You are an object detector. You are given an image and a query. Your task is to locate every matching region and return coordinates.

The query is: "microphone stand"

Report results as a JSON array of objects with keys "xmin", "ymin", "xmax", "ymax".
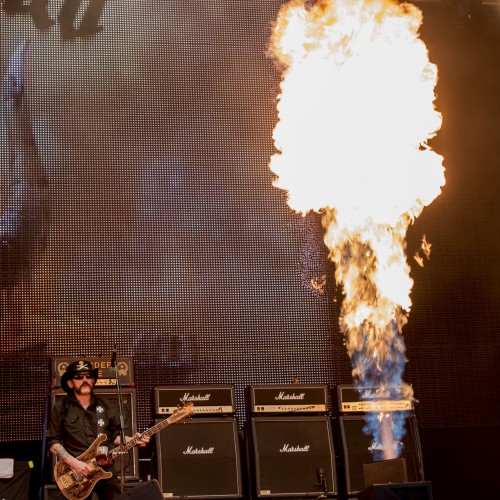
[
  {"xmin": 316, "ymin": 468, "xmax": 328, "ymax": 499},
  {"xmin": 111, "ymin": 347, "xmax": 127, "ymax": 494}
]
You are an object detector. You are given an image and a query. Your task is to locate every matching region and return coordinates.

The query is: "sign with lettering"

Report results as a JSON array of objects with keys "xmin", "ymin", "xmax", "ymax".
[{"xmin": 51, "ymin": 356, "xmax": 134, "ymax": 388}]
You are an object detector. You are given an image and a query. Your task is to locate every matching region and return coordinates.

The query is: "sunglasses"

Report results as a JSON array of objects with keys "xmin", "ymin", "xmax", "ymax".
[{"xmin": 72, "ymin": 373, "xmax": 93, "ymax": 380}]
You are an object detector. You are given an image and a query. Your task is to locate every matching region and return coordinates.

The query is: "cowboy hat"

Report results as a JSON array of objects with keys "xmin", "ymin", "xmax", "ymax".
[{"xmin": 61, "ymin": 360, "xmax": 99, "ymax": 393}]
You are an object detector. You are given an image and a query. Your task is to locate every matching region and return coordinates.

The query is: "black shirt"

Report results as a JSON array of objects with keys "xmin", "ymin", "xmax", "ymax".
[{"xmin": 47, "ymin": 394, "xmax": 121, "ymax": 458}]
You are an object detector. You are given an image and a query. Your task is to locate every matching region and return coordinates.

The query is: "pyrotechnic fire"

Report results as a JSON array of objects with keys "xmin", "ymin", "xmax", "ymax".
[{"xmin": 269, "ymin": 0, "xmax": 445, "ymax": 459}]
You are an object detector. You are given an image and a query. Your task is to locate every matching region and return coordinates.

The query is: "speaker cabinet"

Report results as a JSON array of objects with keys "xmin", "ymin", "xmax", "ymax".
[
  {"xmin": 155, "ymin": 417, "xmax": 243, "ymax": 499},
  {"xmin": 339, "ymin": 415, "xmax": 424, "ymax": 495},
  {"xmin": 249, "ymin": 416, "xmax": 337, "ymax": 498},
  {"xmin": 50, "ymin": 388, "xmax": 139, "ymax": 480}
]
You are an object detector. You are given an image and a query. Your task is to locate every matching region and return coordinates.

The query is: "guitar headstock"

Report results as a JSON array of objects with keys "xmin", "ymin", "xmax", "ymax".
[{"xmin": 168, "ymin": 402, "xmax": 194, "ymax": 424}]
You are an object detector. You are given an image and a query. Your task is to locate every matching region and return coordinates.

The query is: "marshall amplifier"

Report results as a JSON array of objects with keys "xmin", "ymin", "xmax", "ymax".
[
  {"xmin": 51, "ymin": 356, "xmax": 134, "ymax": 388},
  {"xmin": 339, "ymin": 414, "xmax": 424, "ymax": 495},
  {"xmin": 248, "ymin": 416, "xmax": 337, "ymax": 497},
  {"xmin": 248, "ymin": 385, "xmax": 329, "ymax": 415},
  {"xmin": 154, "ymin": 385, "xmax": 235, "ymax": 416},
  {"xmin": 335, "ymin": 385, "xmax": 414, "ymax": 414},
  {"xmin": 155, "ymin": 417, "xmax": 243, "ymax": 498}
]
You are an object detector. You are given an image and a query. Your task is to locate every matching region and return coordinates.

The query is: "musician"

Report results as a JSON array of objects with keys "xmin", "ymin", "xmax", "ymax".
[{"xmin": 47, "ymin": 360, "xmax": 149, "ymax": 499}]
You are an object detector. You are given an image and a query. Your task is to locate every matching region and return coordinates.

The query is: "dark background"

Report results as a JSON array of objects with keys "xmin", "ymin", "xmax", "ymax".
[{"xmin": 0, "ymin": 1, "xmax": 499, "ymax": 499}]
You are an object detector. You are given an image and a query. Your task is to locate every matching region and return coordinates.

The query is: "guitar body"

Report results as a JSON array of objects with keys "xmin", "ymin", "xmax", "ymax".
[
  {"xmin": 54, "ymin": 434, "xmax": 112, "ymax": 500},
  {"xmin": 53, "ymin": 402, "xmax": 194, "ymax": 500}
]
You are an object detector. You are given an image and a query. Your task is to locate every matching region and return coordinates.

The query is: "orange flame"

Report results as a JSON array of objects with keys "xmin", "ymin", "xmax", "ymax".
[{"xmin": 269, "ymin": 0, "xmax": 445, "ymax": 459}]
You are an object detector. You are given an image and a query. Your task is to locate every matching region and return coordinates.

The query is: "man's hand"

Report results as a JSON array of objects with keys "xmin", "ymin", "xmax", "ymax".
[
  {"xmin": 115, "ymin": 433, "xmax": 150, "ymax": 447},
  {"xmin": 68, "ymin": 457, "xmax": 95, "ymax": 478},
  {"xmin": 51, "ymin": 443, "xmax": 94, "ymax": 477},
  {"xmin": 129, "ymin": 432, "xmax": 150, "ymax": 447}
]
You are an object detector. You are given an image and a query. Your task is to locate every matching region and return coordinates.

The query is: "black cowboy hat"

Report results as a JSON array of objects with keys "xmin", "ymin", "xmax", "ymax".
[{"xmin": 61, "ymin": 360, "xmax": 99, "ymax": 393}]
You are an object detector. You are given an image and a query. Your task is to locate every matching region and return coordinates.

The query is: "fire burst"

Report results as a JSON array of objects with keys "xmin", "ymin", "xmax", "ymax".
[{"xmin": 269, "ymin": 0, "xmax": 445, "ymax": 459}]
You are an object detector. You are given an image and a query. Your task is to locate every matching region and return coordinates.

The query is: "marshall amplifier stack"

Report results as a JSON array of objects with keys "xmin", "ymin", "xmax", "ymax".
[
  {"xmin": 48, "ymin": 356, "xmax": 139, "ymax": 481},
  {"xmin": 246, "ymin": 384, "xmax": 338, "ymax": 498},
  {"xmin": 154, "ymin": 385, "xmax": 243, "ymax": 499},
  {"xmin": 335, "ymin": 384, "xmax": 425, "ymax": 497}
]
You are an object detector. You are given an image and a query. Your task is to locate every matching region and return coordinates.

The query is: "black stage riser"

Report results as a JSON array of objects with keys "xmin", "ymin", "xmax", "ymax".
[
  {"xmin": 43, "ymin": 481, "xmax": 145, "ymax": 500},
  {"xmin": 358, "ymin": 481, "xmax": 433, "ymax": 500}
]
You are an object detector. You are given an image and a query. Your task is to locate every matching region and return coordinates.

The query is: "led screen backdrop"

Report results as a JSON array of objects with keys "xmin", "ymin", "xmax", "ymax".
[{"xmin": 1, "ymin": 1, "xmax": 499, "ymax": 441}]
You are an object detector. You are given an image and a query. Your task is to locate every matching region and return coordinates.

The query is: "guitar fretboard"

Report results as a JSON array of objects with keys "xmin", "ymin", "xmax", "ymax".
[{"xmin": 111, "ymin": 402, "xmax": 193, "ymax": 456}]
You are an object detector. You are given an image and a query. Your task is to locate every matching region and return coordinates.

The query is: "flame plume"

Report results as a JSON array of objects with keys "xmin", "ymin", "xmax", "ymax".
[{"xmin": 269, "ymin": 0, "xmax": 445, "ymax": 459}]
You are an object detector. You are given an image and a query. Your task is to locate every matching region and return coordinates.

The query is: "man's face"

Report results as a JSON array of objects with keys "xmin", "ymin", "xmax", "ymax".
[{"xmin": 67, "ymin": 372, "xmax": 95, "ymax": 396}]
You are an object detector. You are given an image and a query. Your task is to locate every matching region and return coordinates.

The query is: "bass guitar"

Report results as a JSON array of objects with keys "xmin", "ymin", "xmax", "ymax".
[{"xmin": 54, "ymin": 402, "xmax": 194, "ymax": 500}]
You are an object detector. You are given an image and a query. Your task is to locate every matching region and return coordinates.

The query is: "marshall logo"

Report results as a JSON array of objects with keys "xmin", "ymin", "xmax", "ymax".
[
  {"xmin": 368, "ymin": 441, "xmax": 382, "ymax": 452},
  {"xmin": 180, "ymin": 392, "xmax": 211, "ymax": 402},
  {"xmin": 183, "ymin": 446, "xmax": 215, "ymax": 455},
  {"xmin": 275, "ymin": 392, "xmax": 306, "ymax": 401},
  {"xmin": 279, "ymin": 444, "xmax": 310, "ymax": 453},
  {"xmin": 368, "ymin": 441, "xmax": 402, "ymax": 452}
]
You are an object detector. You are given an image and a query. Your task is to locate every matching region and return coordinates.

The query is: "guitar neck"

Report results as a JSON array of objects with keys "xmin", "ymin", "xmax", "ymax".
[{"xmin": 111, "ymin": 403, "xmax": 193, "ymax": 456}]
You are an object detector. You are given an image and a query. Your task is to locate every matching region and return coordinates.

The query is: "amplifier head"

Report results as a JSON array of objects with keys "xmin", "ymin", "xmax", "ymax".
[
  {"xmin": 248, "ymin": 384, "xmax": 329, "ymax": 415},
  {"xmin": 154, "ymin": 385, "xmax": 235, "ymax": 416},
  {"xmin": 335, "ymin": 385, "xmax": 414, "ymax": 414}
]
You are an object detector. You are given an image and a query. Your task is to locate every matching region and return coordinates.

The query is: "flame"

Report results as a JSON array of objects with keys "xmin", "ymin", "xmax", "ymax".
[
  {"xmin": 269, "ymin": 0, "xmax": 445, "ymax": 459},
  {"xmin": 414, "ymin": 234, "xmax": 432, "ymax": 267}
]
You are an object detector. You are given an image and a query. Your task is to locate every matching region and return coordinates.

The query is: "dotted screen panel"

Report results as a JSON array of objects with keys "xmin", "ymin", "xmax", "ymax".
[{"xmin": 1, "ymin": 1, "xmax": 499, "ymax": 441}]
